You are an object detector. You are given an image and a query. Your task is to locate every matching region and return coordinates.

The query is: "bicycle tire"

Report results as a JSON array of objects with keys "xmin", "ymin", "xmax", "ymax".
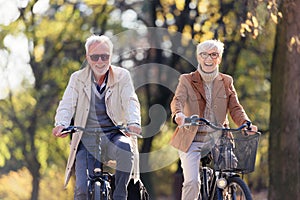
[
  {"xmin": 219, "ymin": 176, "xmax": 252, "ymax": 200},
  {"xmin": 93, "ymin": 181, "xmax": 101, "ymax": 200},
  {"xmin": 90, "ymin": 181, "xmax": 112, "ymax": 200}
]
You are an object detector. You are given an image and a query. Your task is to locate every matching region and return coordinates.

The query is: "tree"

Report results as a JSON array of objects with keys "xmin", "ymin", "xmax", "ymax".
[{"xmin": 269, "ymin": 0, "xmax": 300, "ymax": 199}]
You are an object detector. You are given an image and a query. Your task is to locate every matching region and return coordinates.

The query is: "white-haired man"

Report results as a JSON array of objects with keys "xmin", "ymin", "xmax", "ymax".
[{"xmin": 52, "ymin": 34, "xmax": 141, "ymax": 200}]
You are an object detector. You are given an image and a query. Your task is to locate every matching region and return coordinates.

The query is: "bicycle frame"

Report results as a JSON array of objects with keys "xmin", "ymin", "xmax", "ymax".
[
  {"xmin": 62, "ymin": 126, "xmax": 117, "ymax": 200},
  {"xmin": 86, "ymin": 133, "xmax": 113, "ymax": 200}
]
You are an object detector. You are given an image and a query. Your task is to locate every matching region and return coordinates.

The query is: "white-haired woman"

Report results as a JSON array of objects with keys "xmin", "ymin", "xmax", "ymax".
[{"xmin": 170, "ymin": 40, "xmax": 257, "ymax": 200}]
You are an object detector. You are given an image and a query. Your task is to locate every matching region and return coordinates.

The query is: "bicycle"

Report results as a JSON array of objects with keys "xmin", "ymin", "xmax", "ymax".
[
  {"xmin": 61, "ymin": 125, "xmax": 142, "ymax": 200},
  {"xmin": 182, "ymin": 115, "xmax": 261, "ymax": 200}
]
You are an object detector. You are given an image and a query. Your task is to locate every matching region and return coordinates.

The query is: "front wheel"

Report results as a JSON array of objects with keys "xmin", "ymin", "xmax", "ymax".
[
  {"xmin": 219, "ymin": 176, "xmax": 252, "ymax": 200},
  {"xmin": 92, "ymin": 181, "xmax": 101, "ymax": 200}
]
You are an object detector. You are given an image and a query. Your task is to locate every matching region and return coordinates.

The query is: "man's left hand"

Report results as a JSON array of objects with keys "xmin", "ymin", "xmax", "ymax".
[{"xmin": 127, "ymin": 124, "xmax": 142, "ymax": 136}]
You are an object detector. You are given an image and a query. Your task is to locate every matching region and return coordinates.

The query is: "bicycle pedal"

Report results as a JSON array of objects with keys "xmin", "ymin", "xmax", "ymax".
[{"xmin": 94, "ymin": 168, "xmax": 102, "ymax": 173}]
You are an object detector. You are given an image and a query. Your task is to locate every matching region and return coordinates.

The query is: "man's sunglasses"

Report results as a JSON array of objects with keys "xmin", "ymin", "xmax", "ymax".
[{"xmin": 89, "ymin": 54, "xmax": 110, "ymax": 62}]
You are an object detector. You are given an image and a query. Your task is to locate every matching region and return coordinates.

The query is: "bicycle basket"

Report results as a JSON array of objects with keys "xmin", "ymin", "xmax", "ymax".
[{"xmin": 212, "ymin": 130, "xmax": 260, "ymax": 173}]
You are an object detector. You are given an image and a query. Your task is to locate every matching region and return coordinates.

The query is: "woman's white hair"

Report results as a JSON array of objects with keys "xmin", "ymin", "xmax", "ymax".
[
  {"xmin": 85, "ymin": 34, "xmax": 113, "ymax": 55},
  {"xmin": 196, "ymin": 40, "xmax": 224, "ymax": 56}
]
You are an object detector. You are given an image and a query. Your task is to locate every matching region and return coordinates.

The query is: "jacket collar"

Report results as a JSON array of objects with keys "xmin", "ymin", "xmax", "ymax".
[
  {"xmin": 191, "ymin": 71, "xmax": 205, "ymax": 99},
  {"xmin": 107, "ymin": 65, "xmax": 117, "ymax": 87},
  {"xmin": 191, "ymin": 71, "xmax": 224, "ymax": 99},
  {"xmin": 77, "ymin": 64, "xmax": 119, "ymax": 86}
]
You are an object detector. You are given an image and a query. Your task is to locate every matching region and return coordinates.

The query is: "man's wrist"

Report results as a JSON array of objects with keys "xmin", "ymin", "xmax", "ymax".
[
  {"xmin": 54, "ymin": 122, "xmax": 66, "ymax": 127},
  {"xmin": 127, "ymin": 122, "xmax": 141, "ymax": 127}
]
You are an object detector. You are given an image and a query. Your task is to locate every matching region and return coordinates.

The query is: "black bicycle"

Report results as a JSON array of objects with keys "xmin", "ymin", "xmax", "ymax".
[
  {"xmin": 61, "ymin": 125, "xmax": 142, "ymax": 200},
  {"xmin": 182, "ymin": 115, "xmax": 261, "ymax": 200}
]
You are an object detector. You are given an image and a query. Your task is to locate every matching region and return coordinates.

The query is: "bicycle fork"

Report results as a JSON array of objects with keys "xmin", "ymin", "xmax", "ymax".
[
  {"xmin": 201, "ymin": 168, "xmax": 233, "ymax": 200},
  {"xmin": 200, "ymin": 167, "xmax": 216, "ymax": 200}
]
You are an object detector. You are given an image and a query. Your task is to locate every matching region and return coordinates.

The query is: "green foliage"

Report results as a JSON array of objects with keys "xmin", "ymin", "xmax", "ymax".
[
  {"xmin": 0, "ymin": 134, "xmax": 11, "ymax": 167},
  {"xmin": 150, "ymin": 122, "xmax": 179, "ymax": 197}
]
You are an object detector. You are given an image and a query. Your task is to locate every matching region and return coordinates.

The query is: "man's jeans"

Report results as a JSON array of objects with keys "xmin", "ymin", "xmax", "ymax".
[{"xmin": 74, "ymin": 133, "xmax": 134, "ymax": 200}]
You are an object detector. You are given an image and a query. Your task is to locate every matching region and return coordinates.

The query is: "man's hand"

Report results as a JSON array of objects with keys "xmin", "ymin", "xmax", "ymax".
[
  {"xmin": 127, "ymin": 124, "xmax": 142, "ymax": 136},
  {"xmin": 52, "ymin": 125, "xmax": 68, "ymax": 138},
  {"xmin": 175, "ymin": 112, "xmax": 186, "ymax": 126}
]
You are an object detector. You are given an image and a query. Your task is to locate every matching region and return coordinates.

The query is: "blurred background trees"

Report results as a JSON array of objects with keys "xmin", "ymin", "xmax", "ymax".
[
  {"xmin": 1, "ymin": 0, "xmax": 299, "ymax": 199},
  {"xmin": 269, "ymin": 0, "xmax": 300, "ymax": 199}
]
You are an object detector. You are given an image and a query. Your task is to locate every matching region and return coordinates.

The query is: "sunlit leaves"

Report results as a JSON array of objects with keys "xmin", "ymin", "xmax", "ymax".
[
  {"xmin": 0, "ymin": 134, "xmax": 11, "ymax": 167},
  {"xmin": 155, "ymin": 11, "xmax": 165, "ymax": 27},
  {"xmin": 158, "ymin": 0, "xmax": 224, "ymax": 44},
  {"xmin": 83, "ymin": 0, "xmax": 108, "ymax": 6},
  {"xmin": 239, "ymin": 0, "xmax": 283, "ymax": 39},
  {"xmin": 165, "ymin": 13, "xmax": 175, "ymax": 25},
  {"xmin": 35, "ymin": 4, "xmax": 78, "ymax": 40},
  {"xmin": 167, "ymin": 24, "xmax": 178, "ymax": 32},
  {"xmin": 182, "ymin": 25, "xmax": 192, "ymax": 46},
  {"xmin": 240, "ymin": 12, "xmax": 260, "ymax": 39},
  {"xmin": 198, "ymin": 0, "xmax": 209, "ymax": 13},
  {"xmin": 267, "ymin": 0, "xmax": 282, "ymax": 24},
  {"xmin": 34, "ymin": 45, "xmax": 45, "ymax": 62},
  {"xmin": 288, "ymin": 35, "xmax": 300, "ymax": 53},
  {"xmin": 175, "ymin": 0, "xmax": 185, "ymax": 11}
]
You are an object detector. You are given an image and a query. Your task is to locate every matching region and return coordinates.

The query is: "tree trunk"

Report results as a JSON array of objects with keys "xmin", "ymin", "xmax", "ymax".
[
  {"xmin": 27, "ymin": 142, "xmax": 41, "ymax": 200},
  {"xmin": 269, "ymin": 0, "xmax": 300, "ymax": 199},
  {"xmin": 30, "ymin": 172, "xmax": 40, "ymax": 200}
]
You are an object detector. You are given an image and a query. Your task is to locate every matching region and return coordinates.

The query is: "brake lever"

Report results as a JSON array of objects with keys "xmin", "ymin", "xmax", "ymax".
[{"xmin": 60, "ymin": 126, "xmax": 76, "ymax": 136}]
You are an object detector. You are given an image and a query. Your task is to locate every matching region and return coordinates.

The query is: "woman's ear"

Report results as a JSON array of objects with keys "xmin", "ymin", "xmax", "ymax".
[{"xmin": 217, "ymin": 56, "xmax": 222, "ymax": 64}]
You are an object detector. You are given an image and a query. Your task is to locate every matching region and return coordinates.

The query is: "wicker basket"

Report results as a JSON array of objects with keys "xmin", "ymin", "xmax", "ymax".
[{"xmin": 212, "ymin": 130, "xmax": 260, "ymax": 174}]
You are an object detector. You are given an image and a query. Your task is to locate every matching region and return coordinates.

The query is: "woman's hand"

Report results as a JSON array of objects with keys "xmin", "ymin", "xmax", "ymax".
[
  {"xmin": 250, "ymin": 124, "xmax": 258, "ymax": 132},
  {"xmin": 175, "ymin": 112, "xmax": 186, "ymax": 126},
  {"xmin": 246, "ymin": 124, "xmax": 258, "ymax": 135}
]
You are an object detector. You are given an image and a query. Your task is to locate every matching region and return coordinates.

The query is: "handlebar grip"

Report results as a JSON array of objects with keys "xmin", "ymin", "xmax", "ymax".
[
  {"xmin": 123, "ymin": 127, "xmax": 143, "ymax": 138},
  {"xmin": 184, "ymin": 114, "xmax": 199, "ymax": 124},
  {"xmin": 184, "ymin": 118, "xmax": 192, "ymax": 123},
  {"xmin": 246, "ymin": 121, "xmax": 252, "ymax": 130},
  {"xmin": 61, "ymin": 126, "xmax": 76, "ymax": 135}
]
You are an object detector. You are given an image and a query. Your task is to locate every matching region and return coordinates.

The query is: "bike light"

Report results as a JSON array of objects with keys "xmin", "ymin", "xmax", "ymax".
[{"xmin": 216, "ymin": 178, "xmax": 227, "ymax": 189}]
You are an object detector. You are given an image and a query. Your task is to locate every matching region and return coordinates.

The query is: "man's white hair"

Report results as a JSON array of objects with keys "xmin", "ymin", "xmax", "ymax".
[{"xmin": 85, "ymin": 34, "xmax": 113, "ymax": 55}]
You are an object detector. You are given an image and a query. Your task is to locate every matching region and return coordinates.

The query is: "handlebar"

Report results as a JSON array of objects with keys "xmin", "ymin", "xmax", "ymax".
[
  {"xmin": 60, "ymin": 125, "xmax": 143, "ymax": 138},
  {"xmin": 182, "ymin": 115, "xmax": 256, "ymax": 134}
]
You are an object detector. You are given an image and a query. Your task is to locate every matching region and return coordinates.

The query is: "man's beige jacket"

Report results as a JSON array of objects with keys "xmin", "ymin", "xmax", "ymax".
[{"xmin": 54, "ymin": 65, "xmax": 141, "ymax": 187}]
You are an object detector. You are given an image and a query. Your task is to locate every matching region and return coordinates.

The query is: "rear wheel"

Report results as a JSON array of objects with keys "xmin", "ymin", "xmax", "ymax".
[{"xmin": 220, "ymin": 176, "xmax": 252, "ymax": 200}]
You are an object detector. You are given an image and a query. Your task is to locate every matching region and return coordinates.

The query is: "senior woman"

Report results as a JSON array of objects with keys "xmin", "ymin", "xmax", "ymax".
[{"xmin": 170, "ymin": 39, "xmax": 257, "ymax": 200}]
